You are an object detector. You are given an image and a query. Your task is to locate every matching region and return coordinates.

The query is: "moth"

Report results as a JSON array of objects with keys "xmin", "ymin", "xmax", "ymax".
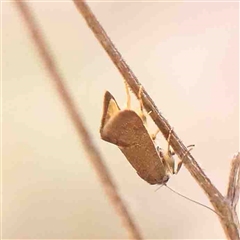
[
  {"xmin": 100, "ymin": 88, "xmax": 182, "ymax": 185},
  {"xmin": 99, "ymin": 88, "xmax": 220, "ymax": 217}
]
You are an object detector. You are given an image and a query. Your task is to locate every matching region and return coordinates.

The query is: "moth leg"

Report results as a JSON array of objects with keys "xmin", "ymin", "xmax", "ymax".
[
  {"xmin": 161, "ymin": 128, "xmax": 175, "ymax": 174},
  {"xmin": 167, "ymin": 128, "xmax": 194, "ymax": 159},
  {"xmin": 167, "ymin": 128, "xmax": 175, "ymax": 156},
  {"xmin": 147, "ymin": 110, "xmax": 152, "ymax": 115},
  {"xmin": 138, "ymin": 85, "xmax": 147, "ymax": 125},
  {"xmin": 153, "ymin": 128, "xmax": 175, "ymax": 174},
  {"xmin": 175, "ymin": 144, "xmax": 195, "ymax": 174},
  {"xmin": 124, "ymin": 81, "xmax": 131, "ymax": 109},
  {"xmin": 186, "ymin": 144, "xmax": 195, "ymax": 149},
  {"xmin": 151, "ymin": 129, "xmax": 160, "ymax": 140}
]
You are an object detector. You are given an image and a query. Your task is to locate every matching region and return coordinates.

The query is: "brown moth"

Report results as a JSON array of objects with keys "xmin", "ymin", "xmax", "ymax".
[
  {"xmin": 100, "ymin": 90, "xmax": 181, "ymax": 185},
  {"xmin": 99, "ymin": 91, "xmax": 219, "ymax": 216}
]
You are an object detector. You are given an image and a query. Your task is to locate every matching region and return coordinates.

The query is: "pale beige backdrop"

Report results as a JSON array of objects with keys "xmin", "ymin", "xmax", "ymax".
[{"xmin": 2, "ymin": 1, "xmax": 239, "ymax": 239}]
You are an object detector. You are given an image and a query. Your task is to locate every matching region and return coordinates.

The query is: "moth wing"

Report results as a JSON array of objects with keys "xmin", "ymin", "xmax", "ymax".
[
  {"xmin": 101, "ymin": 109, "xmax": 145, "ymax": 146},
  {"xmin": 100, "ymin": 91, "xmax": 120, "ymax": 133},
  {"xmin": 101, "ymin": 109, "xmax": 167, "ymax": 184}
]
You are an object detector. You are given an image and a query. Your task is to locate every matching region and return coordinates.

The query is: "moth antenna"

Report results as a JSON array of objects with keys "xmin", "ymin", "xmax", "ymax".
[
  {"xmin": 163, "ymin": 184, "xmax": 222, "ymax": 217},
  {"xmin": 154, "ymin": 184, "xmax": 164, "ymax": 192},
  {"xmin": 155, "ymin": 184, "xmax": 236, "ymax": 224}
]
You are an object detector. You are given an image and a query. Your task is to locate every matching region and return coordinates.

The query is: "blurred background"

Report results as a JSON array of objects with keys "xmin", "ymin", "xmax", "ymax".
[{"xmin": 2, "ymin": 1, "xmax": 239, "ymax": 239}]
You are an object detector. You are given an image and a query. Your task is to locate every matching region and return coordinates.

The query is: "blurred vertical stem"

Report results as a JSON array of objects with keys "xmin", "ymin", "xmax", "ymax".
[{"xmin": 13, "ymin": 1, "xmax": 143, "ymax": 239}]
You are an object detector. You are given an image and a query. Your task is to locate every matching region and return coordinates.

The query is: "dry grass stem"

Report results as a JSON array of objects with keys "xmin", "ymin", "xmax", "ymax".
[
  {"xmin": 73, "ymin": 1, "xmax": 240, "ymax": 239},
  {"xmin": 227, "ymin": 153, "xmax": 240, "ymax": 210},
  {"xmin": 13, "ymin": 1, "xmax": 143, "ymax": 239}
]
